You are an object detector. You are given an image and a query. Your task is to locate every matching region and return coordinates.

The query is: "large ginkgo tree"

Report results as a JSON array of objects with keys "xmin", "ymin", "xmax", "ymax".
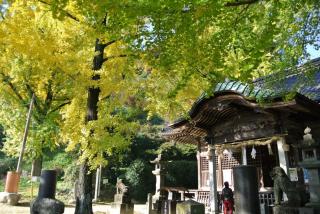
[{"xmin": 0, "ymin": 1, "xmax": 139, "ymax": 213}]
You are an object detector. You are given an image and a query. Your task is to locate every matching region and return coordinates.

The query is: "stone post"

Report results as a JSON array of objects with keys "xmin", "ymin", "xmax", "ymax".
[
  {"xmin": 30, "ymin": 170, "xmax": 64, "ymax": 214},
  {"xmin": 233, "ymin": 166, "xmax": 260, "ymax": 214},
  {"xmin": 146, "ymin": 193, "xmax": 153, "ymax": 214},
  {"xmin": 38, "ymin": 170, "xmax": 57, "ymax": 199},
  {"xmin": 176, "ymin": 200, "xmax": 205, "ymax": 214}
]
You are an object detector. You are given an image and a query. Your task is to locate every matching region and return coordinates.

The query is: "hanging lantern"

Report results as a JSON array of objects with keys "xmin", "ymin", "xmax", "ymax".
[{"xmin": 251, "ymin": 146, "xmax": 256, "ymax": 159}]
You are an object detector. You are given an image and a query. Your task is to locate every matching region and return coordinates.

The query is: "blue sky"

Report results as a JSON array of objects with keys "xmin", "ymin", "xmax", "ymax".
[{"xmin": 307, "ymin": 45, "xmax": 320, "ymax": 59}]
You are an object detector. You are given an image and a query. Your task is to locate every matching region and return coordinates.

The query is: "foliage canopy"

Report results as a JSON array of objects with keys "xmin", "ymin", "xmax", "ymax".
[{"xmin": 0, "ymin": 0, "xmax": 319, "ymax": 167}]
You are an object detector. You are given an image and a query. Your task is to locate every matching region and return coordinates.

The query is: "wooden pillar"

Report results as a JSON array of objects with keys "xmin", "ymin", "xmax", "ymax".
[
  {"xmin": 277, "ymin": 137, "xmax": 289, "ymax": 201},
  {"xmin": 242, "ymin": 146, "xmax": 247, "ymax": 165},
  {"xmin": 197, "ymin": 142, "xmax": 201, "ymax": 190},
  {"xmin": 217, "ymin": 154, "xmax": 223, "ymax": 190},
  {"xmin": 207, "ymin": 142, "xmax": 218, "ymax": 214},
  {"xmin": 277, "ymin": 137, "xmax": 289, "ymax": 175}
]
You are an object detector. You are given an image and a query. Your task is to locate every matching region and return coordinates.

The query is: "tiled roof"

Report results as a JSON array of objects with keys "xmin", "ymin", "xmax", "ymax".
[
  {"xmin": 253, "ymin": 57, "xmax": 320, "ymax": 102},
  {"xmin": 214, "ymin": 57, "xmax": 320, "ymax": 103},
  {"xmin": 164, "ymin": 58, "xmax": 320, "ymax": 144},
  {"xmin": 170, "ymin": 58, "xmax": 320, "ymax": 127}
]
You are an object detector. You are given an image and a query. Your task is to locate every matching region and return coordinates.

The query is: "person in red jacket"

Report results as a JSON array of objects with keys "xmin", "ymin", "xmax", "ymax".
[{"xmin": 222, "ymin": 181, "xmax": 234, "ymax": 214}]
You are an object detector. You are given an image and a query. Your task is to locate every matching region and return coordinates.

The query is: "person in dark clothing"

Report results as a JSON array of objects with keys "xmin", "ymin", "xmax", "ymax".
[{"xmin": 222, "ymin": 181, "xmax": 234, "ymax": 214}]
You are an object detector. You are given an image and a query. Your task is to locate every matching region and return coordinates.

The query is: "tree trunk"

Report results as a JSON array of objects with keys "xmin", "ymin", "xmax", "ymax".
[
  {"xmin": 75, "ymin": 163, "xmax": 93, "ymax": 214},
  {"xmin": 74, "ymin": 39, "xmax": 106, "ymax": 214}
]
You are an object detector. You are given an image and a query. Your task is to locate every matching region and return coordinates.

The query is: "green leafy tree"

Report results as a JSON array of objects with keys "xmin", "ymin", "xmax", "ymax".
[
  {"xmin": 158, "ymin": 142, "xmax": 197, "ymax": 161},
  {"xmin": 124, "ymin": 159, "xmax": 154, "ymax": 202}
]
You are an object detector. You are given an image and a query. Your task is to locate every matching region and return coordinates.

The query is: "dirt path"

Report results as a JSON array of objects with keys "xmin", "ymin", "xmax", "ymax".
[
  {"xmin": 0, "ymin": 203, "xmax": 108, "ymax": 214},
  {"xmin": 0, "ymin": 203, "xmax": 146, "ymax": 214}
]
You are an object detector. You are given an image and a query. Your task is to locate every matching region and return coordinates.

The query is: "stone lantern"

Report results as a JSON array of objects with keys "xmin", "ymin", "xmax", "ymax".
[
  {"xmin": 299, "ymin": 127, "xmax": 320, "ymax": 211},
  {"xmin": 150, "ymin": 154, "xmax": 166, "ymax": 211}
]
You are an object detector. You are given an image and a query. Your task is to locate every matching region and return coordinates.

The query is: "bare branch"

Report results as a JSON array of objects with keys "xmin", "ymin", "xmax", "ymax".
[{"xmin": 225, "ymin": 0, "xmax": 259, "ymax": 7}]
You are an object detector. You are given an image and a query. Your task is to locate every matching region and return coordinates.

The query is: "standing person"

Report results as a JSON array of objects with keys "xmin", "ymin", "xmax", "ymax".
[{"xmin": 222, "ymin": 181, "xmax": 234, "ymax": 214}]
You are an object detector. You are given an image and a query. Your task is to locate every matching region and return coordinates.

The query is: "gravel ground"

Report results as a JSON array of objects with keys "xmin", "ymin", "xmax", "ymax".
[{"xmin": 0, "ymin": 203, "xmax": 147, "ymax": 214}]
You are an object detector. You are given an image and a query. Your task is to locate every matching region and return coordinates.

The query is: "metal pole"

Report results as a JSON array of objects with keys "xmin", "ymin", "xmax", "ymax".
[{"xmin": 16, "ymin": 94, "xmax": 35, "ymax": 173}]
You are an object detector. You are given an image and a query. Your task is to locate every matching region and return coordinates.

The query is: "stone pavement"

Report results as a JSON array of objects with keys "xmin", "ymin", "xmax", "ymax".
[{"xmin": 0, "ymin": 203, "xmax": 147, "ymax": 214}]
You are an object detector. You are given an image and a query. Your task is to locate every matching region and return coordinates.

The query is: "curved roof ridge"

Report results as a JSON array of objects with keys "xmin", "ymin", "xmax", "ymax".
[{"xmin": 169, "ymin": 58, "xmax": 320, "ymax": 127}]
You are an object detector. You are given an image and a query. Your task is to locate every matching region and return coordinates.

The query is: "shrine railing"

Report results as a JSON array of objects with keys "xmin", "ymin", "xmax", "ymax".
[
  {"xmin": 195, "ymin": 190, "xmax": 211, "ymax": 207},
  {"xmin": 191, "ymin": 189, "xmax": 275, "ymax": 209},
  {"xmin": 258, "ymin": 190, "xmax": 275, "ymax": 207}
]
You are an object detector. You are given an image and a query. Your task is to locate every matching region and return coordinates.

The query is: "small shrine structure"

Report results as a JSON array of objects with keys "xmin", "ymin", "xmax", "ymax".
[{"xmin": 163, "ymin": 58, "xmax": 320, "ymax": 213}]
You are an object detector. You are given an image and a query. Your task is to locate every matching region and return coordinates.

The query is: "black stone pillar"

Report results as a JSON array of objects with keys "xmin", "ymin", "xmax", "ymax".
[
  {"xmin": 233, "ymin": 165, "xmax": 260, "ymax": 214},
  {"xmin": 38, "ymin": 170, "xmax": 57, "ymax": 199},
  {"xmin": 31, "ymin": 170, "xmax": 64, "ymax": 214}
]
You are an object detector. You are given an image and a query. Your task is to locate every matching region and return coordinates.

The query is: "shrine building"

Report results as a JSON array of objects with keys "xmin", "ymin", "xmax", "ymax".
[{"xmin": 162, "ymin": 58, "xmax": 320, "ymax": 212}]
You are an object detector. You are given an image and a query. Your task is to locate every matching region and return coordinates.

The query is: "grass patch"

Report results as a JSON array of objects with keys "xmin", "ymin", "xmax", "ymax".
[
  {"xmin": 0, "ymin": 179, "xmax": 4, "ymax": 191},
  {"xmin": 0, "ymin": 176, "xmax": 72, "ymax": 203},
  {"xmin": 19, "ymin": 177, "xmax": 40, "ymax": 201},
  {"xmin": 0, "ymin": 176, "xmax": 40, "ymax": 201}
]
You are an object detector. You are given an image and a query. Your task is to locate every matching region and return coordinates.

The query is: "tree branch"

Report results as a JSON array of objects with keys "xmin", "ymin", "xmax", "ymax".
[
  {"xmin": 104, "ymin": 39, "xmax": 117, "ymax": 48},
  {"xmin": 0, "ymin": 72, "xmax": 25, "ymax": 103},
  {"xmin": 225, "ymin": 0, "xmax": 259, "ymax": 7},
  {"xmin": 44, "ymin": 80, "xmax": 53, "ymax": 113},
  {"xmin": 233, "ymin": 4, "xmax": 250, "ymax": 27},
  {"xmin": 100, "ymin": 38, "xmax": 123, "ymax": 49},
  {"xmin": 48, "ymin": 100, "xmax": 71, "ymax": 114},
  {"xmin": 38, "ymin": 0, "xmax": 80, "ymax": 22},
  {"xmin": 0, "ymin": 12, "xmax": 5, "ymax": 20},
  {"xmin": 0, "ymin": 73, "xmax": 42, "ymax": 122},
  {"xmin": 103, "ymin": 54, "xmax": 128, "ymax": 62}
]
